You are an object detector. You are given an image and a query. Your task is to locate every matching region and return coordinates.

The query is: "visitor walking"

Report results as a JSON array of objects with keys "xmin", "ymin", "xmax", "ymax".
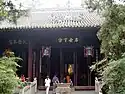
[
  {"xmin": 45, "ymin": 76, "xmax": 51, "ymax": 94},
  {"xmin": 52, "ymin": 74, "xmax": 59, "ymax": 84},
  {"xmin": 52, "ymin": 75, "xmax": 59, "ymax": 93}
]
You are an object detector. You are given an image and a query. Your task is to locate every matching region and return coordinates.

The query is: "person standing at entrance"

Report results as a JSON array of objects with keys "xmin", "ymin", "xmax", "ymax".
[
  {"xmin": 66, "ymin": 75, "xmax": 70, "ymax": 83},
  {"xmin": 45, "ymin": 76, "xmax": 51, "ymax": 94}
]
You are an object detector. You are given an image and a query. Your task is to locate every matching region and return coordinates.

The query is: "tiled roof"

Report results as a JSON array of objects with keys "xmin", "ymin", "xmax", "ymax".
[{"xmin": 0, "ymin": 8, "xmax": 102, "ymax": 29}]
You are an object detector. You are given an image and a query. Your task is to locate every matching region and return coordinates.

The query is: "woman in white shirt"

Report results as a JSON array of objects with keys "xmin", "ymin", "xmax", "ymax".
[{"xmin": 45, "ymin": 76, "xmax": 51, "ymax": 94}]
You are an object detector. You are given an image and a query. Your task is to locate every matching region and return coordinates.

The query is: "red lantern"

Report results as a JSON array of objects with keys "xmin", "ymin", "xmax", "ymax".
[
  {"xmin": 84, "ymin": 46, "xmax": 94, "ymax": 57},
  {"xmin": 42, "ymin": 46, "xmax": 51, "ymax": 57}
]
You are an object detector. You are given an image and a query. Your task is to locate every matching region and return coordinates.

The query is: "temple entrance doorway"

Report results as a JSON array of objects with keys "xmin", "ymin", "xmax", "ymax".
[
  {"xmin": 50, "ymin": 47, "xmax": 77, "ymax": 85},
  {"xmin": 38, "ymin": 47, "xmax": 94, "ymax": 87},
  {"xmin": 61, "ymin": 48, "xmax": 76, "ymax": 85}
]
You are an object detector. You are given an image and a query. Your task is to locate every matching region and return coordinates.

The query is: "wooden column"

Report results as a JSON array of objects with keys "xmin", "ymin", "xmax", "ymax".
[
  {"xmin": 39, "ymin": 49, "xmax": 42, "ymax": 86},
  {"xmin": 73, "ymin": 51, "xmax": 78, "ymax": 86},
  {"xmin": 75, "ymin": 52, "xmax": 78, "ymax": 86},
  {"xmin": 28, "ymin": 41, "xmax": 33, "ymax": 81},
  {"xmin": 87, "ymin": 55, "xmax": 92, "ymax": 86},
  {"xmin": 47, "ymin": 56, "xmax": 50, "ymax": 76},
  {"xmin": 73, "ymin": 51, "xmax": 76, "ymax": 86},
  {"xmin": 36, "ymin": 49, "xmax": 39, "ymax": 81},
  {"xmin": 60, "ymin": 48, "xmax": 63, "ymax": 81}
]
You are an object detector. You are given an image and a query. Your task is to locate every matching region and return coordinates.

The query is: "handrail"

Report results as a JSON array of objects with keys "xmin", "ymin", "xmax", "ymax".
[{"xmin": 13, "ymin": 77, "xmax": 37, "ymax": 94}]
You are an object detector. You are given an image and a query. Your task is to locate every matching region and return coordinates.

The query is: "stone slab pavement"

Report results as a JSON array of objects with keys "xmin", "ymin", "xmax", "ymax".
[{"xmin": 36, "ymin": 91, "xmax": 95, "ymax": 94}]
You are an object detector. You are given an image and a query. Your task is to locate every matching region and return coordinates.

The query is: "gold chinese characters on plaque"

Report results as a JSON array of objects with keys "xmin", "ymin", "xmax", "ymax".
[
  {"xmin": 57, "ymin": 37, "xmax": 79, "ymax": 43},
  {"xmin": 9, "ymin": 40, "xmax": 28, "ymax": 45}
]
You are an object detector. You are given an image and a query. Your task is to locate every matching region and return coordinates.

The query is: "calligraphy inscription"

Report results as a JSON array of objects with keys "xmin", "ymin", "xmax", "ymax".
[
  {"xmin": 9, "ymin": 39, "xmax": 28, "ymax": 45},
  {"xmin": 57, "ymin": 37, "xmax": 79, "ymax": 43}
]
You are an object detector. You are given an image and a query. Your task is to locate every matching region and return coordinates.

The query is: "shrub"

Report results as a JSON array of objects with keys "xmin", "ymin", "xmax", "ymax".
[
  {"xmin": 102, "ymin": 57, "xmax": 125, "ymax": 94},
  {"xmin": 0, "ymin": 50, "xmax": 22, "ymax": 94}
]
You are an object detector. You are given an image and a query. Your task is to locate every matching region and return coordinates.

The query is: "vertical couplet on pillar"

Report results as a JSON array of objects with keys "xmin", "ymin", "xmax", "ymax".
[
  {"xmin": 28, "ymin": 41, "xmax": 33, "ymax": 81},
  {"xmin": 96, "ymin": 49, "xmax": 99, "ymax": 62},
  {"xmin": 32, "ymin": 51, "xmax": 36, "ymax": 79}
]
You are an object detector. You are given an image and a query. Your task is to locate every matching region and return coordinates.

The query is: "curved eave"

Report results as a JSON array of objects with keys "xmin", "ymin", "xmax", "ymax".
[{"xmin": 0, "ymin": 24, "xmax": 101, "ymax": 31}]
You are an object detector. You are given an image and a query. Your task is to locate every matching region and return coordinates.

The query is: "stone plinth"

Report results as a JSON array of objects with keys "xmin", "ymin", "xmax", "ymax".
[{"xmin": 56, "ymin": 83, "xmax": 71, "ymax": 94}]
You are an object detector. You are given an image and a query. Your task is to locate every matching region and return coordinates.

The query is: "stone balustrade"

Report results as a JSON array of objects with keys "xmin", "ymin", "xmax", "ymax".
[{"xmin": 13, "ymin": 78, "xmax": 37, "ymax": 94}]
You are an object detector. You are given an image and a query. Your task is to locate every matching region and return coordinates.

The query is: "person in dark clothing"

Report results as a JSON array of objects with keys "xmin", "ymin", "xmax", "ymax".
[
  {"xmin": 52, "ymin": 75, "xmax": 59, "ymax": 94},
  {"xmin": 52, "ymin": 75, "xmax": 59, "ymax": 84}
]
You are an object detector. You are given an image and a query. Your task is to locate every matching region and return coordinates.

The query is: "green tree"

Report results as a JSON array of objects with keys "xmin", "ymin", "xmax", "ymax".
[
  {"xmin": 98, "ymin": 5, "xmax": 125, "ymax": 60},
  {"xmin": 0, "ymin": 50, "xmax": 22, "ymax": 94},
  {"xmin": 85, "ymin": 0, "xmax": 125, "ymax": 93},
  {"xmin": 102, "ymin": 56, "xmax": 125, "ymax": 94},
  {"xmin": 100, "ymin": 5, "xmax": 125, "ymax": 94},
  {"xmin": 85, "ymin": 0, "xmax": 125, "ymax": 13},
  {"xmin": 0, "ymin": 0, "xmax": 28, "ymax": 24}
]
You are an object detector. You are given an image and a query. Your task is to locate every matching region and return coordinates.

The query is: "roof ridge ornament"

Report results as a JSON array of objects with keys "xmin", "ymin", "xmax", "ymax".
[{"xmin": 67, "ymin": 0, "xmax": 71, "ymax": 9}]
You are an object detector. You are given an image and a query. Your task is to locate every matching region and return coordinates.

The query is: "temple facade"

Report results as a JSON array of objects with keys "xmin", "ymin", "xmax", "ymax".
[{"xmin": 0, "ymin": 8, "xmax": 101, "ymax": 90}]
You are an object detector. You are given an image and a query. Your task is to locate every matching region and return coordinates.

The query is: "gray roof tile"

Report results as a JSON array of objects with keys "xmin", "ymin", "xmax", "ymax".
[{"xmin": 0, "ymin": 9, "xmax": 102, "ymax": 29}]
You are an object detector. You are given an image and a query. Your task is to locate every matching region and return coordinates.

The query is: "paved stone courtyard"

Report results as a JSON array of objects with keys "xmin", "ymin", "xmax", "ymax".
[{"xmin": 37, "ymin": 91, "xmax": 95, "ymax": 94}]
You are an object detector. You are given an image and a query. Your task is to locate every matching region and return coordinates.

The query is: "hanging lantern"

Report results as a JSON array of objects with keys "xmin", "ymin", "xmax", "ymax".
[
  {"xmin": 42, "ymin": 46, "xmax": 51, "ymax": 58},
  {"xmin": 84, "ymin": 46, "xmax": 94, "ymax": 57}
]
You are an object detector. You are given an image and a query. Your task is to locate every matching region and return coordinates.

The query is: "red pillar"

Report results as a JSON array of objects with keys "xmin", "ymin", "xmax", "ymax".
[{"xmin": 28, "ymin": 41, "xmax": 32, "ymax": 81}]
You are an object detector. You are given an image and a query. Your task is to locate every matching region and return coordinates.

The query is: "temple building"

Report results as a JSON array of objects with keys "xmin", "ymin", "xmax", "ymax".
[{"xmin": 0, "ymin": 8, "xmax": 101, "ymax": 90}]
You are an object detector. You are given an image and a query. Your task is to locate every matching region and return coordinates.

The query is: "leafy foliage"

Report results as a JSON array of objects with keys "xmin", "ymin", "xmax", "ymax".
[
  {"xmin": 90, "ymin": 58, "xmax": 108, "ymax": 80},
  {"xmin": 85, "ymin": 0, "xmax": 125, "ymax": 13},
  {"xmin": 85, "ymin": 0, "xmax": 125, "ymax": 93},
  {"xmin": 0, "ymin": 0, "xmax": 28, "ymax": 24},
  {"xmin": 98, "ymin": 4, "xmax": 125, "ymax": 60},
  {"xmin": 18, "ymin": 81, "xmax": 31, "ymax": 89},
  {"xmin": 102, "ymin": 57, "xmax": 125, "ymax": 94},
  {"xmin": 0, "ymin": 50, "xmax": 22, "ymax": 94}
]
